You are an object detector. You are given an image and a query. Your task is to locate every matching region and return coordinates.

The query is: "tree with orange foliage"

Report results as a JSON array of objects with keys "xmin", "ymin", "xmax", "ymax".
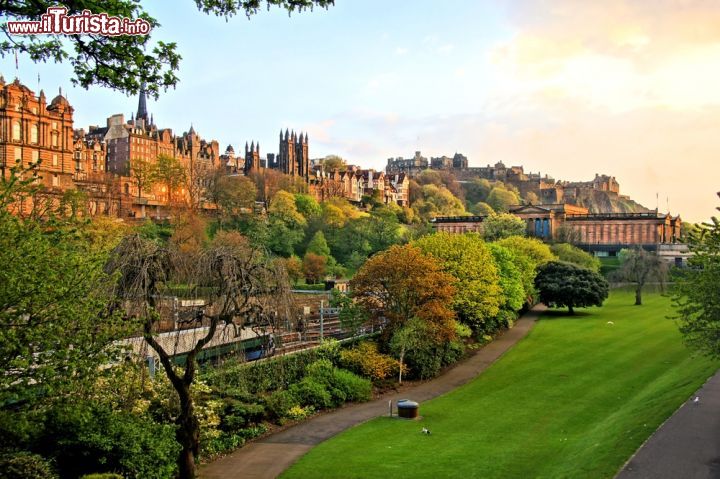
[
  {"xmin": 350, "ymin": 244, "xmax": 457, "ymax": 344},
  {"xmin": 303, "ymin": 252, "xmax": 327, "ymax": 284}
]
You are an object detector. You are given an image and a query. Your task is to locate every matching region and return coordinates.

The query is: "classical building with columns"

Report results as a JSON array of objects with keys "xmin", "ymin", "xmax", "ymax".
[{"xmin": 431, "ymin": 203, "xmax": 682, "ymax": 256}]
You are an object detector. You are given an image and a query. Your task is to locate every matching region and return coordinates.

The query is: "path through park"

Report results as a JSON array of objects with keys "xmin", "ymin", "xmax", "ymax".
[{"xmin": 200, "ymin": 306, "xmax": 546, "ymax": 479}]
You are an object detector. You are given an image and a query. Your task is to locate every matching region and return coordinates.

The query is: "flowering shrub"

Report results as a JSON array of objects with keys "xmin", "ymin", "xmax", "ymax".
[{"xmin": 340, "ymin": 342, "xmax": 400, "ymax": 381}]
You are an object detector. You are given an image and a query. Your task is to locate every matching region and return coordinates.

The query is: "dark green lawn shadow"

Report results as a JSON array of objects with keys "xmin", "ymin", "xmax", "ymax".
[{"xmin": 539, "ymin": 309, "xmax": 595, "ymax": 320}]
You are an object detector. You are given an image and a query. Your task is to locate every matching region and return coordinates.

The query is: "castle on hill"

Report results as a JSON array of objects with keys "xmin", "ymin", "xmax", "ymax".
[{"xmin": 386, "ymin": 151, "xmax": 645, "ymax": 214}]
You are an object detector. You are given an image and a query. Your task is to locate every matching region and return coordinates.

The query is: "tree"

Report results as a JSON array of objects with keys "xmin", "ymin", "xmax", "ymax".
[
  {"xmin": 306, "ymin": 230, "xmax": 331, "ymax": 257},
  {"xmin": 487, "ymin": 243, "xmax": 525, "ymax": 313},
  {"xmin": 303, "ymin": 252, "xmax": 327, "ymax": 284},
  {"xmin": 267, "ymin": 190, "xmax": 306, "ymax": 256},
  {"xmin": 130, "ymin": 157, "xmax": 157, "ymax": 198},
  {"xmin": 389, "ymin": 318, "xmax": 429, "ymax": 384},
  {"xmin": 496, "ymin": 236, "xmax": 557, "ymax": 302},
  {"xmin": 612, "ymin": 247, "xmax": 668, "ymax": 305},
  {"xmin": 294, "ymin": 193, "xmax": 321, "ymax": 219},
  {"xmin": 482, "ymin": 213, "xmax": 526, "ymax": 241},
  {"xmin": 414, "ymin": 232, "xmax": 503, "ymax": 332},
  {"xmin": 674, "ymin": 204, "xmax": 720, "ymax": 357},
  {"xmin": 213, "ymin": 175, "xmax": 257, "ymax": 224},
  {"xmin": 535, "ymin": 261, "xmax": 609, "ymax": 314},
  {"xmin": 155, "ymin": 154, "xmax": 186, "ymax": 204},
  {"xmin": 486, "ymin": 186, "xmax": 520, "ymax": 213},
  {"xmin": 321, "ymin": 155, "xmax": 347, "ymax": 172},
  {"xmin": 350, "ymin": 244, "xmax": 457, "ymax": 343},
  {"xmin": 0, "ymin": 166, "xmax": 128, "ymax": 417},
  {"xmin": 2, "ymin": 0, "xmax": 333, "ymax": 96},
  {"xmin": 462, "ymin": 177, "xmax": 492, "ymax": 205},
  {"xmin": 106, "ymin": 234, "xmax": 291, "ymax": 479},
  {"xmin": 524, "ymin": 191, "xmax": 540, "ymax": 205},
  {"xmin": 550, "ymin": 243, "xmax": 600, "ymax": 272},
  {"xmin": 281, "ymin": 255, "xmax": 304, "ymax": 284},
  {"xmin": 470, "ymin": 201, "xmax": 494, "ymax": 216}
]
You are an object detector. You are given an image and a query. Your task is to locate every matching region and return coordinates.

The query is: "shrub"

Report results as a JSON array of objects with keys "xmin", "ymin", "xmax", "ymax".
[
  {"xmin": 264, "ymin": 390, "xmax": 298, "ymax": 421},
  {"xmin": 404, "ymin": 340, "xmax": 466, "ymax": 380},
  {"xmin": 332, "ymin": 368, "xmax": 372, "ymax": 402},
  {"xmin": 290, "ymin": 377, "xmax": 333, "ymax": 409},
  {"xmin": 81, "ymin": 475, "xmax": 124, "ymax": 479},
  {"xmin": 40, "ymin": 404, "xmax": 179, "ymax": 479},
  {"xmin": 0, "ymin": 451, "xmax": 57, "ymax": 479},
  {"xmin": 340, "ymin": 342, "xmax": 399, "ymax": 381},
  {"xmin": 496, "ymin": 309, "xmax": 518, "ymax": 329}
]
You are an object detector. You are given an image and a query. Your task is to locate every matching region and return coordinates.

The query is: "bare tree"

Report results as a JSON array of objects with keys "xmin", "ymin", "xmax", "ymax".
[{"xmin": 106, "ymin": 234, "xmax": 292, "ymax": 479}]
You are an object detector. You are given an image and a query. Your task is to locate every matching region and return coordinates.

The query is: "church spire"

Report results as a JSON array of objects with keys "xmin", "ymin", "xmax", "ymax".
[{"xmin": 136, "ymin": 83, "xmax": 149, "ymax": 122}]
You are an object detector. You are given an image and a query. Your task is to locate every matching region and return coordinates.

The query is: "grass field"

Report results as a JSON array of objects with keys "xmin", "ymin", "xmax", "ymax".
[{"xmin": 282, "ymin": 291, "xmax": 719, "ymax": 479}]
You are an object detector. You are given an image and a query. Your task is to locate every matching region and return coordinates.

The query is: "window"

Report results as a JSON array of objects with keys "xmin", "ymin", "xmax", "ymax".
[
  {"xmin": 14, "ymin": 147, "xmax": 21, "ymax": 164},
  {"xmin": 52, "ymin": 154, "xmax": 58, "ymax": 166},
  {"xmin": 12, "ymin": 121, "xmax": 20, "ymax": 141},
  {"xmin": 52, "ymin": 174, "xmax": 59, "ymax": 187},
  {"xmin": 51, "ymin": 132, "xmax": 58, "ymax": 147},
  {"xmin": 31, "ymin": 150, "xmax": 39, "ymax": 165},
  {"xmin": 30, "ymin": 124, "xmax": 38, "ymax": 144}
]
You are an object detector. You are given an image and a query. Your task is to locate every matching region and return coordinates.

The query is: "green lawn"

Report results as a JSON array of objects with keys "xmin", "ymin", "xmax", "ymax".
[{"xmin": 282, "ymin": 291, "xmax": 719, "ymax": 479}]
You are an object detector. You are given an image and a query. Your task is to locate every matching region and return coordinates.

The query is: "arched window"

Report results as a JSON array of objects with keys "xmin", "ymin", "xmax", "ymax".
[
  {"xmin": 12, "ymin": 121, "xmax": 21, "ymax": 141},
  {"xmin": 30, "ymin": 124, "xmax": 38, "ymax": 144}
]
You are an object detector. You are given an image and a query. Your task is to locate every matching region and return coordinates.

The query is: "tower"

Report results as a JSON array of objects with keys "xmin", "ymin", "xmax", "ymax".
[
  {"xmin": 136, "ymin": 84, "xmax": 149, "ymax": 125},
  {"xmin": 244, "ymin": 141, "xmax": 260, "ymax": 175}
]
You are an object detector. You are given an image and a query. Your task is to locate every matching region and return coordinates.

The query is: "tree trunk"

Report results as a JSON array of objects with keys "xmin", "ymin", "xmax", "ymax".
[
  {"xmin": 635, "ymin": 286, "xmax": 642, "ymax": 305},
  {"xmin": 568, "ymin": 305, "xmax": 574, "ymax": 315},
  {"xmin": 398, "ymin": 348, "xmax": 405, "ymax": 384},
  {"xmin": 176, "ymin": 382, "xmax": 200, "ymax": 479}
]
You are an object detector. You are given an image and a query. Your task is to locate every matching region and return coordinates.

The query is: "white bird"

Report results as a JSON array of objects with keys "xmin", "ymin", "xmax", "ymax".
[
  {"xmin": 693, "ymin": 396, "xmax": 700, "ymax": 405},
  {"xmin": 607, "ymin": 321, "xmax": 614, "ymax": 325},
  {"xmin": 421, "ymin": 427, "xmax": 431, "ymax": 435}
]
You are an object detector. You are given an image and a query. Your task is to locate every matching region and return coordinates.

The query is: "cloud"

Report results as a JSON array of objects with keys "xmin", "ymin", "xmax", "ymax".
[{"xmin": 395, "ymin": 47, "xmax": 408, "ymax": 55}]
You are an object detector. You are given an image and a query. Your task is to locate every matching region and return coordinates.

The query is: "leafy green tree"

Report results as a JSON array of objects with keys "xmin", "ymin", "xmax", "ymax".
[
  {"xmin": 306, "ymin": 230, "xmax": 331, "ymax": 257},
  {"xmin": 535, "ymin": 261, "xmax": 609, "ymax": 314},
  {"xmin": 496, "ymin": 236, "xmax": 557, "ymax": 302},
  {"xmin": 412, "ymin": 184, "xmax": 465, "ymax": 220},
  {"xmin": 295, "ymin": 193, "xmax": 321, "ymax": 219},
  {"xmin": 674, "ymin": 208, "xmax": 720, "ymax": 357},
  {"xmin": 486, "ymin": 186, "xmax": 520, "ymax": 213},
  {"xmin": 414, "ymin": 232, "xmax": 502, "ymax": 332},
  {"xmin": 390, "ymin": 318, "xmax": 430, "ymax": 384},
  {"xmin": 550, "ymin": 243, "xmax": 600, "ymax": 272},
  {"xmin": 613, "ymin": 247, "xmax": 668, "ymax": 305},
  {"xmin": 321, "ymin": 155, "xmax": 347, "ymax": 172},
  {"xmin": 2, "ymin": 0, "xmax": 333, "ymax": 96},
  {"xmin": 482, "ymin": 213, "xmax": 526, "ymax": 241},
  {"xmin": 213, "ymin": 175, "xmax": 257, "ymax": 223},
  {"xmin": 267, "ymin": 190, "xmax": 306, "ymax": 257},
  {"xmin": 487, "ymin": 243, "xmax": 525, "ymax": 313},
  {"xmin": 0, "ymin": 174, "xmax": 126, "ymax": 414},
  {"xmin": 330, "ymin": 290, "xmax": 368, "ymax": 337},
  {"xmin": 463, "ymin": 178, "xmax": 492, "ymax": 205},
  {"xmin": 470, "ymin": 201, "xmax": 494, "ymax": 216}
]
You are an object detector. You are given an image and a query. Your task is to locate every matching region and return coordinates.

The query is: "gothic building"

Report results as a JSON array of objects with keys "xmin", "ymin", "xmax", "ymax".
[{"xmin": 277, "ymin": 129, "xmax": 309, "ymax": 180}]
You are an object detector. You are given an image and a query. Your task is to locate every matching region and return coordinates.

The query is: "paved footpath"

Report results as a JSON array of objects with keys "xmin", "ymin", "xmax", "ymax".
[
  {"xmin": 616, "ymin": 370, "xmax": 720, "ymax": 479},
  {"xmin": 200, "ymin": 306, "xmax": 545, "ymax": 479}
]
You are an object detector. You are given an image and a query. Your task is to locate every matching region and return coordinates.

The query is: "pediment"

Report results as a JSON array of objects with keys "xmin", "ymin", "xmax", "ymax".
[{"xmin": 509, "ymin": 205, "xmax": 551, "ymax": 214}]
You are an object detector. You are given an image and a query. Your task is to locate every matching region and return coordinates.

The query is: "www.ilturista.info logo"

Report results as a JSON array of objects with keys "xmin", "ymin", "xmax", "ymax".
[{"xmin": 6, "ymin": 7, "xmax": 151, "ymax": 36}]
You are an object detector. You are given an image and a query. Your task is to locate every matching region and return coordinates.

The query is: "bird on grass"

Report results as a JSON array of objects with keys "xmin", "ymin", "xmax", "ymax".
[{"xmin": 421, "ymin": 427, "xmax": 431, "ymax": 435}]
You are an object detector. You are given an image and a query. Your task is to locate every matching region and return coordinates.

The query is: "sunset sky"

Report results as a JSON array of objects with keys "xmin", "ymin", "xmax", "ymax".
[{"xmin": 3, "ymin": 0, "xmax": 719, "ymax": 222}]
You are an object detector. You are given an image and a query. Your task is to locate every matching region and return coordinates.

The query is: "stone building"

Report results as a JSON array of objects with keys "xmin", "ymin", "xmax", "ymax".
[
  {"xmin": 0, "ymin": 77, "xmax": 75, "ymax": 192},
  {"xmin": 431, "ymin": 204, "xmax": 682, "ymax": 256}
]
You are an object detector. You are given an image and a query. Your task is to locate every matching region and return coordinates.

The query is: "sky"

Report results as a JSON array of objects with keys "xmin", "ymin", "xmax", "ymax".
[{"xmin": 2, "ymin": 0, "xmax": 720, "ymax": 222}]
